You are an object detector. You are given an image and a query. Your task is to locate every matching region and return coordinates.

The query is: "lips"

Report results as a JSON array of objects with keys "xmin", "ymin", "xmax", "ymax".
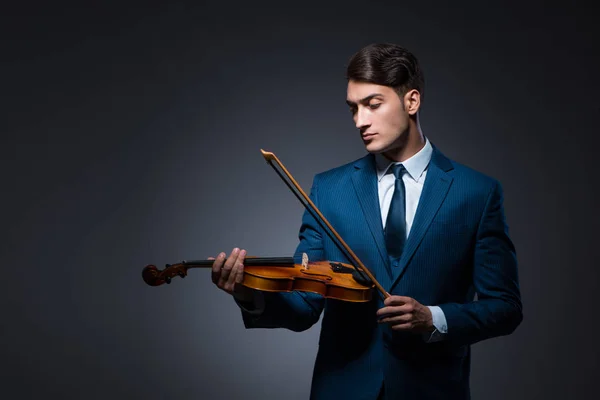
[{"xmin": 362, "ymin": 133, "xmax": 377, "ymax": 140}]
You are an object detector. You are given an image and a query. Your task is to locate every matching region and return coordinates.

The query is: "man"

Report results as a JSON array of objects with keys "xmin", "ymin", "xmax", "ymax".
[{"xmin": 210, "ymin": 43, "xmax": 523, "ymax": 400}]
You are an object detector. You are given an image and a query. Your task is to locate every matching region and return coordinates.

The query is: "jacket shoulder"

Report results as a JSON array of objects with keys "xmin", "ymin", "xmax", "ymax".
[
  {"xmin": 431, "ymin": 144, "xmax": 501, "ymax": 197},
  {"xmin": 445, "ymin": 156, "xmax": 503, "ymax": 199}
]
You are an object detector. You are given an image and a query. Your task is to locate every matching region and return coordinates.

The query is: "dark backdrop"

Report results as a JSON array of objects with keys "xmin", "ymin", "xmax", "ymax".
[{"xmin": 2, "ymin": 1, "xmax": 598, "ymax": 399}]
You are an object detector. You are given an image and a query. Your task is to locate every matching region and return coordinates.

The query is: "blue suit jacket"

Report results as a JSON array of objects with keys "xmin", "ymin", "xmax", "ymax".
[{"xmin": 241, "ymin": 145, "xmax": 523, "ymax": 400}]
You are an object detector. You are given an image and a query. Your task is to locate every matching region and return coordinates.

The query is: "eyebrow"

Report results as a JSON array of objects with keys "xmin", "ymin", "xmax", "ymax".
[{"xmin": 346, "ymin": 93, "xmax": 384, "ymax": 106}]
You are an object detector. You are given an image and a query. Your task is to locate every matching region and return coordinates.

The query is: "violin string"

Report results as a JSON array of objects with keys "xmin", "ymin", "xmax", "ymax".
[{"xmin": 181, "ymin": 257, "xmax": 295, "ymax": 267}]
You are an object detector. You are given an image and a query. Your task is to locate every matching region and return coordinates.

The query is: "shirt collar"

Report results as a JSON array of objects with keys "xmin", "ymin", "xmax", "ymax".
[{"xmin": 375, "ymin": 137, "xmax": 433, "ymax": 183}]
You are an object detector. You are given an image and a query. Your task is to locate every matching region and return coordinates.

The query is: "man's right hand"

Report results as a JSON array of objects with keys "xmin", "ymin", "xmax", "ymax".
[{"xmin": 210, "ymin": 247, "xmax": 254, "ymax": 302}]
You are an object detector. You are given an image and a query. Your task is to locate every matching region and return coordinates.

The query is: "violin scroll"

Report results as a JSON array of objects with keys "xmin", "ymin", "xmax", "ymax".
[{"xmin": 142, "ymin": 264, "xmax": 188, "ymax": 286}]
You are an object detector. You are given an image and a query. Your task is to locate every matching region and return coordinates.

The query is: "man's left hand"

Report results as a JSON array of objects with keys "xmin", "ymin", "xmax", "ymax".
[{"xmin": 376, "ymin": 295, "xmax": 434, "ymax": 333}]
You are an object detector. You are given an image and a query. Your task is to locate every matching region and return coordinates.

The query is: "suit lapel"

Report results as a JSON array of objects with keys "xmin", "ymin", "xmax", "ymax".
[
  {"xmin": 350, "ymin": 155, "xmax": 391, "ymax": 277},
  {"xmin": 390, "ymin": 146, "xmax": 454, "ymax": 288}
]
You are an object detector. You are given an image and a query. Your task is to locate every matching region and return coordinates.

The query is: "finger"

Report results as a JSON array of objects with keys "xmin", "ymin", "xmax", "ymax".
[
  {"xmin": 378, "ymin": 313, "xmax": 413, "ymax": 324},
  {"xmin": 225, "ymin": 249, "xmax": 246, "ymax": 292},
  {"xmin": 376, "ymin": 304, "xmax": 412, "ymax": 319},
  {"xmin": 376, "ymin": 306, "xmax": 394, "ymax": 319},
  {"xmin": 234, "ymin": 261, "xmax": 245, "ymax": 285},
  {"xmin": 220, "ymin": 248, "xmax": 240, "ymax": 284},
  {"xmin": 383, "ymin": 295, "xmax": 413, "ymax": 306},
  {"xmin": 211, "ymin": 252, "xmax": 226, "ymax": 283},
  {"xmin": 211, "ymin": 253, "xmax": 225, "ymax": 273},
  {"xmin": 238, "ymin": 248, "xmax": 246, "ymax": 263}
]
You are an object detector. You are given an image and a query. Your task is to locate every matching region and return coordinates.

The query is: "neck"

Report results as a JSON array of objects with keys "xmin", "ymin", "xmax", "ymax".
[{"xmin": 382, "ymin": 121, "xmax": 425, "ymax": 162}]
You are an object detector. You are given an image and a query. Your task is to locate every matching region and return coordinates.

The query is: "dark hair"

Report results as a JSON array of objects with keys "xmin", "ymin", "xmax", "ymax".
[{"xmin": 346, "ymin": 43, "xmax": 425, "ymax": 102}]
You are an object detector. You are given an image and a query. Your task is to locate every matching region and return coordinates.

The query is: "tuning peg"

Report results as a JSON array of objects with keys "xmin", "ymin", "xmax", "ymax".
[{"xmin": 165, "ymin": 276, "xmax": 172, "ymax": 284}]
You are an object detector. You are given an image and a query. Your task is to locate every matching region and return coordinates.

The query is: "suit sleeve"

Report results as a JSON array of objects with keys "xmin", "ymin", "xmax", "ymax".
[
  {"xmin": 438, "ymin": 180, "xmax": 523, "ymax": 345},
  {"xmin": 239, "ymin": 176, "xmax": 326, "ymax": 332}
]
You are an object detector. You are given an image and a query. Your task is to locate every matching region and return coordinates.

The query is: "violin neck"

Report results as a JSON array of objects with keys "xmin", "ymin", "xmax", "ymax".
[{"xmin": 182, "ymin": 257, "xmax": 295, "ymax": 268}]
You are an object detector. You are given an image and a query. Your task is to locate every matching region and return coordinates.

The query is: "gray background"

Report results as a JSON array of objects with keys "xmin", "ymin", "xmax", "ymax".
[{"xmin": 2, "ymin": 1, "xmax": 598, "ymax": 399}]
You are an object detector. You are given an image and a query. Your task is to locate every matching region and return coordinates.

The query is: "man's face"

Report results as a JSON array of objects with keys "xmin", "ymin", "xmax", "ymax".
[{"xmin": 346, "ymin": 80, "xmax": 411, "ymax": 155}]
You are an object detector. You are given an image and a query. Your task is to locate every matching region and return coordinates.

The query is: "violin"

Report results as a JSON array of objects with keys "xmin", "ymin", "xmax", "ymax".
[
  {"xmin": 142, "ymin": 254, "xmax": 372, "ymax": 302},
  {"xmin": 142, "ymin": 149, "xmax": 390, "ymax": 301}
]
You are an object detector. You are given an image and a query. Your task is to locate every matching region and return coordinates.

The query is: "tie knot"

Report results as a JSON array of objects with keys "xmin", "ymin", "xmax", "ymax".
[{"xmin": 390, "ymin": 163, "xmax": 406, "ymax": 179}]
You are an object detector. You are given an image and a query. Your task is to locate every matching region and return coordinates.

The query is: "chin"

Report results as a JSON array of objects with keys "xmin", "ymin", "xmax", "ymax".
[{"xmin": 364, "ymin": 140, "xmax": 390, "ymax": 154}]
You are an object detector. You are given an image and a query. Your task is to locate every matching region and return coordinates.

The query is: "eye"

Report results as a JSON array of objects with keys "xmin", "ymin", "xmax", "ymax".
[
  {"xmin": 349, "ymin": 107, "xmax": 357, "ymax": 115},
  {"xmin": 369, "ymin": 103, "xmax": 381, "ymax": 110}
]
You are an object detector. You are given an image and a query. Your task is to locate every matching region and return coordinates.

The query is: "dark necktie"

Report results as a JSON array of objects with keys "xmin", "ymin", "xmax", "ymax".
[{"xmin": 385, "ymin": 163, "xmax": 407, "ymax": 264}]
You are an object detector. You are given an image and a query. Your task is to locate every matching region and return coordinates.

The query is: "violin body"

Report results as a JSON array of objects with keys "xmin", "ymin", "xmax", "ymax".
[{"xmin": 242, "ymin": 261, "xmax": 372, "ymax": 302}]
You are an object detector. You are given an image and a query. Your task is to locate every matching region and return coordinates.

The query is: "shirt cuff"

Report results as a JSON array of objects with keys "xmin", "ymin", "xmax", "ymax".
[
  {"xmin": 423, "ymin": 305, "xmax": 448, "ymax": 343},
  {"xmin": 234, "ymin": 290, "xmax": 265, "ymax": 316}
]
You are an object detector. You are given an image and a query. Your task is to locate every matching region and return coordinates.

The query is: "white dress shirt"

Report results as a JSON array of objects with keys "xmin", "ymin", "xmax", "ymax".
[{"xmin": 374, "ymin": 137, "xmax": 447, "ymax": 342}]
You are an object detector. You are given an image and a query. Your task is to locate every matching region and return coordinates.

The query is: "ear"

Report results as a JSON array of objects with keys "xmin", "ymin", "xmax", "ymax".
[{"xmin": 404, "ymin": 89, "xmax": 421, "ymax": 115}]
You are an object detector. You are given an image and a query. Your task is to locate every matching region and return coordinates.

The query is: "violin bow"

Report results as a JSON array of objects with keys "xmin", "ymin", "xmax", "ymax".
[{"xmin": 260, "ymin": 149, "xmax": 389, "ymax": 300}]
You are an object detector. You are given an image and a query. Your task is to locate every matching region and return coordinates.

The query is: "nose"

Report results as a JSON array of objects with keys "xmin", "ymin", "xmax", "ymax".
[{"xmin": 355, "ymin": 107, "xmax": 371, "ymax": 131}]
